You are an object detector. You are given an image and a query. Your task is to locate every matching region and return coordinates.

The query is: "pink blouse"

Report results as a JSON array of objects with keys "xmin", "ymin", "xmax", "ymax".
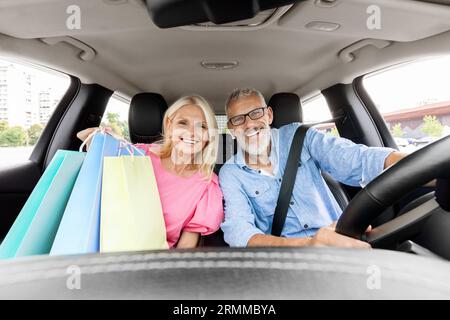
[{"xmin": 134, "ymin": 144, "xmax": 224, "ymax": 248}]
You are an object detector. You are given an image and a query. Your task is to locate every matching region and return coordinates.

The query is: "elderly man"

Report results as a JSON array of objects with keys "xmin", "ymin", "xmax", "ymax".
[{"xmin": 219, "ymin": 88, "xmax": 406, "ymax": 248}]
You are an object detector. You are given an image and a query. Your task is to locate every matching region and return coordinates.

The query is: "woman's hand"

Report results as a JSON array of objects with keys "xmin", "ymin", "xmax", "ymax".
[
  {"xmin": 77, "ymin": 127, "xmax": 113, "ymax": 150},
  {"xmin": 77, "ymin": 127, "xmax": 99, "ymax": 151},
  {"xmin": 77, "ymin": 127, "xmax": 99, "ymax": 141}
]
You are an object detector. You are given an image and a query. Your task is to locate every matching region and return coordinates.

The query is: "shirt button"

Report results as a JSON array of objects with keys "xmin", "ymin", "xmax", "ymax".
[
  {"xmin": 304, "ymin": 224, "xmax": 309, "ymax": 229},
  {"xmin": 278, "ymin": 178, "xmax": 282, "ymax": 182},
  {"xmin": 258, "ymin": 170, "xmax": 261, "ymax": 173},
  {"xmin": 255, "ymin": 191, "xmax": 259, "ymax": 195},
  {"xmin": 290, "ymin": 201, "xmax": 294, "ymax": 205}
]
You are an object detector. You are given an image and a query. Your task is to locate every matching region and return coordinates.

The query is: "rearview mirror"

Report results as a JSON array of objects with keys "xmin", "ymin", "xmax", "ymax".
[{"xmin": 145, "ymin": 0, "xmax": 300, "ymax": 28}]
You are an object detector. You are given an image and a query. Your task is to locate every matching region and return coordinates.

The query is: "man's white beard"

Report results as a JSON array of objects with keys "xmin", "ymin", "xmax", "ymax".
[{"xmin": 237, "ymin": 128, "xmax": 271, "ymax": 159}]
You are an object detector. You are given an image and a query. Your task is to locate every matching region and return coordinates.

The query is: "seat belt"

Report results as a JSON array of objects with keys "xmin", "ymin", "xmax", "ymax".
[{"xmin": 271, "ymin": 125, "xmax": 310, "ymax": 237}]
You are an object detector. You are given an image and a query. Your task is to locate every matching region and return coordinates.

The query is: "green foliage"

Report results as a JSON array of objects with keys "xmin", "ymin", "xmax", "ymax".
[
  {"xmin": 0, "ymin": 122, "xmax": 43, "ymax": 147},
  {"xmin": 102, "ymin": 112, "xmax": 130, "ymax": 141},
  {"xmin": 106, "ymin": 112, "xmax": 120, "ymax": 124},
  {"xmin": 0, "ymin": 121, "xmax": 8, "ymax": 133},
  {"xmin": 0, "ymin": 110, "xmax": 130, "ymax": 148},
  {"xmin": 0, "ymin": 126, "xmax": 27, "ymax": 147},
  {"xmin": 421, "ymin": 115, "xmax": 444, "ymax": 137},
  {"xmin": 27, "ymin": 124, "xmax": 44, "ymax": 145},
  {"xmin": 391, "ymin": 123, "xmax": 405, "ymax": 138}
]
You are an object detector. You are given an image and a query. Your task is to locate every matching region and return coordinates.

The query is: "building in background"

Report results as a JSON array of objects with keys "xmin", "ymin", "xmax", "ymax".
[
  {"xmin": 0, "ymin": 61, "xmax": 32, "ymax": 127},
  {"xmin": 0, "ymin": 61, "xmax": 64, "ymax": 129},
  {"xmin": 383, "ymin": 101, "xmax": 450, "ymax": 139}
]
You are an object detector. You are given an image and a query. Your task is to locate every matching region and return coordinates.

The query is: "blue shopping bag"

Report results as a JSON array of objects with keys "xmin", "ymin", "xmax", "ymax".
[
  {"xmin": 0, "ymin": 150, "xmax": 85, "ymax": 259},
  {"xmin": 50, "ymin": 132, "xmax": 121, "ymax": 255}
]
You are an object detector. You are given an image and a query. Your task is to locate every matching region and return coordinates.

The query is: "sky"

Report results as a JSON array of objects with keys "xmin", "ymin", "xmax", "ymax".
[
  {"xmin": 363, "ymin": 55, "xmax": 450, "ymax": 113},
  {"xmin": 302, "ymin": 55, "xmax": 450, "ymax": 122},
  {"xmin": 0, "ymin": 58, "xmax": 70, "ymax": 98}
]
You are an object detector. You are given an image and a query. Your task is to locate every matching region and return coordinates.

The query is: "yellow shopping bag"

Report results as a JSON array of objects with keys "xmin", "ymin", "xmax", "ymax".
[{"xmin": 100, "ymin": 154, "xmax": 169, "ymax": 252}]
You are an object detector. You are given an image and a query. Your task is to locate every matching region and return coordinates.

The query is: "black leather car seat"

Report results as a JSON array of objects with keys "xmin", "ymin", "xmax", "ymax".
[{"xmin": 128, "ymin": 92, "xmax": 168, "ymax": 144}]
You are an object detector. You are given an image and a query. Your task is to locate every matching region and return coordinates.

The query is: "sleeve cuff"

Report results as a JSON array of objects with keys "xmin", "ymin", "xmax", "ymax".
[
  {"xmin": 361, "ymin": 147, "xmax": 396, "ymax": 187},
  {"xmin": 221, "ymin": 222, "xmax": 264, "ymax": 247}
]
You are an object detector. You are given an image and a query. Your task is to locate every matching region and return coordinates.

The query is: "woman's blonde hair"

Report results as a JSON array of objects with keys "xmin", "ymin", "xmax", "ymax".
[{"xmin": 156, "ymin": 95, "xmax": 219, "ymax": 180}]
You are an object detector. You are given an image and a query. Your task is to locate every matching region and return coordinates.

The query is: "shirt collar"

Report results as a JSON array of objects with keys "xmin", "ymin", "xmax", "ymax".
[{"xmin": 235, "ymin": 127, "xmax": 280, "ymax": 174}]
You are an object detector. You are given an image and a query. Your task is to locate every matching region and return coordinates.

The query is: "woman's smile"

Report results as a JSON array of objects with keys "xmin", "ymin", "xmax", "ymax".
[{"xmin": 180, "ymin": 136, "xmax": 200, "ymax": 145}]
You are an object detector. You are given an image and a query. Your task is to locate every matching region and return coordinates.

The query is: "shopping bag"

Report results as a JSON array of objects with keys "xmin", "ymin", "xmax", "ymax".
[
  {"xmin": 100, "ymin": 150, "xmax": 168, "ymax": 253},
  {"xmin": 0, "ymin": 150, "xmax": 85, "ymax": 259},
  {"xmin": 50, "ymin": 132, "xmax": 121, "ymax": 255}
]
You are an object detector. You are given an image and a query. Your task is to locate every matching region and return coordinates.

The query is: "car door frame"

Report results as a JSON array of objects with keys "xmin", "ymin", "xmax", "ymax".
[{"xmin": 0, "ymin": 73, "xmax": 113, "ymax": 239}]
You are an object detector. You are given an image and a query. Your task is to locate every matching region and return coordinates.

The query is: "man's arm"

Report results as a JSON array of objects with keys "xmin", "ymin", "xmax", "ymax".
[
  {"xmin": 384, "ymin": 151, "xmax": 436, "ymax": 187},
  {"xmin": 384, "ymin": 151, "xmax": 407, "ymax": 169},
  {"xmin": 248, "ymin": 223, "xmax": 371, "ymax": 249},
  {"xmin": 219, "ymin": 160, "xmax": 371, "ymax": 249},
  {"xmin": 247, "ymin": 234, "xmax": 312, "ymax": 247},
  {"xmin": 219, "ymin": 168, "xmax": 264, "ymax": 247},
  {"xmin": 305, "ymin": 128, "xmax": 396, "ymax": 187},
  {"xmin": 307, "ymin": 130, "xmax": 436, "ymax": 189}
]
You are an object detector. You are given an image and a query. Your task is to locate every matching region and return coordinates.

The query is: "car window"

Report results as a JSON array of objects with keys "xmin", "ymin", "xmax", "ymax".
[
  {"xmin": 302, "ymin": 93, "xmax": 339, "ymax": 137},
  {"xmin": 363, "ymin": 56, "xmax": 450, "ymax": 153},
  {"xmin": 215, "ymin": 115, "xmax": 229, "ymax": 134},
  {"xmin": 100, "ymin": 94, "xmax": 130, "ymax": 142},
  {"xmin": 0, "ymin": 58, "xmax": 70, "ymax": 165}
]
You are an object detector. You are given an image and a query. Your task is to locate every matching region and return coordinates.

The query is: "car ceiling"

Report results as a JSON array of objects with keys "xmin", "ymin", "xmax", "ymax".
[{"xmin": 0, "ymin": 0, "xmax": 450, "ymax": 112}]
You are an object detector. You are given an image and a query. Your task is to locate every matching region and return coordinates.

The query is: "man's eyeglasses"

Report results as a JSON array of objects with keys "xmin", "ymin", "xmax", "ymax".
[{"xmin": 228, "ymin": 107, "xmax": 268, "ymax": 126}]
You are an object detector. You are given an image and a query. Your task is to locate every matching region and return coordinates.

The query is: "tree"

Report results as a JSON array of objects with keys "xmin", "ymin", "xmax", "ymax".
[
  {"xmin": 27, "ymin": 124, "xmax": 44, "ymax": 145},
  {"xmin": 0, "ymin": 126, "xmax": 27, "ymax": 147},
  {"xmin": 106, "ymin": 112, "xmax": 120, "ymax": 125},
  {"xmin": 391, "ymin": 123, "xmax": 405, "ymax": 138},
  {"xmin": 0, "ymin": 121, "xmax": 8, "ymax": 134},
  {"xmin": 119, "ymin": 120, "xmax": 130, "ymax": 141},
  {"xmin": 103, "ymin": 112, "xmax": 130, "ymax": 141},
  {"xmin": 421, "ymin": 115, "xmax": 443, "ymax": 137},
  {"xmin": 102, "ymin": 112, "xmax": 122, "ymax": 137}
]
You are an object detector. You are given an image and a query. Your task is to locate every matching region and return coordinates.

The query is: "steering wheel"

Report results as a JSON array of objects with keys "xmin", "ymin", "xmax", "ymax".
[{"xmin": 336, "ymin": 135, "xmax": 450, "ymax": 250}]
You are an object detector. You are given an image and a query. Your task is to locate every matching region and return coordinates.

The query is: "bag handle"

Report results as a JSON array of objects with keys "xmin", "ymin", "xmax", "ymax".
[
  {"xmin": 117, "ymin": 140, "xmax": 146, "ymax": 157},
  {"xmin": 79, "ymin": 128, "xmax": 104, "ymax": 152},
  {"xmin": 78, "ymin": 128, "xmax": 145, "ymax": 157}
]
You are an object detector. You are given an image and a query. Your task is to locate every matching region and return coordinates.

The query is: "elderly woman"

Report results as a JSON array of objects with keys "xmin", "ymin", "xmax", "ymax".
[{"xmin": 77, "ymin": 95, "xmax": 224, "ymax": 249}]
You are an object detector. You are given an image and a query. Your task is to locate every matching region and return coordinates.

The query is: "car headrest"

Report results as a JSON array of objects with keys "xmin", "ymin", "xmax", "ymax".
[
  {"xmin": 128, "ymin": 92, "xmax": 168, "ymax": 144},
  {"xmin": 268, "ymin": 92, "xmax": 302, "ymax": 128}
]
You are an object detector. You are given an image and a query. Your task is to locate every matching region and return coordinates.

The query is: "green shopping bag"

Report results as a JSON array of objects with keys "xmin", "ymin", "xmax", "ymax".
[
  {"xmin": 100, "ymin": 153, "xmax": 168, "ymax": 253},
  {"xmin": 0, "ymin": 150, "xmax": 85, "ymax": 259}
]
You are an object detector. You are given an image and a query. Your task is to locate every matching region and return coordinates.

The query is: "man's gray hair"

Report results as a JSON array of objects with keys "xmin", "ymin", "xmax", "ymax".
[{"xmin": 225, "ymin": 88, "xmax": 266, "ymax": 114}]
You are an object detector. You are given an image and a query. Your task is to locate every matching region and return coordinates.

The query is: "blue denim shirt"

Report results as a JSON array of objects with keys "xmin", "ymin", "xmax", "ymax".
[{"xmin": 219, "ymin": 123, "xmax": 395, "ymax": 247}]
